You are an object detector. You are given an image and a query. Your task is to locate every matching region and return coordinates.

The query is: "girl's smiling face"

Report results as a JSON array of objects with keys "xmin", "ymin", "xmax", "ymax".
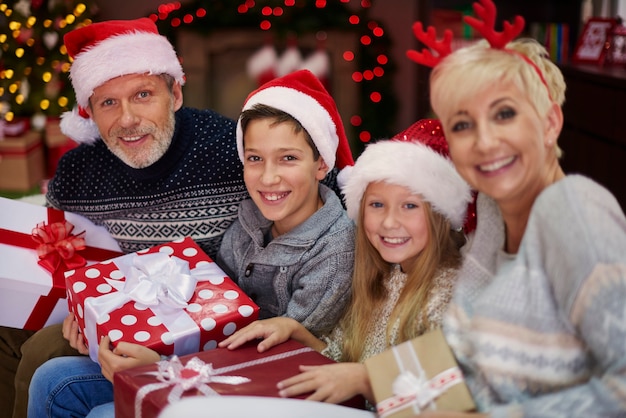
[{"xmin": 362, "ymin": 181, "xmax": 429, "ymax": 272}]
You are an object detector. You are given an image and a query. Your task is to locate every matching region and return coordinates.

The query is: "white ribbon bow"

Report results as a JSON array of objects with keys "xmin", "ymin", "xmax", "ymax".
[
  {"xmin": 110, "ymin": 252, "xmax": 199, "ymax": 308},
  {"xmin": 135, "ymin": 355, "xmax": 250, "ymax": 418},
  {"xmin": 392, "ymin": 370, "xmax": 441, "ymax": 409},
  {"xmin": 377, "ymin": 367, "xmax": 464, "ymax": 417}
]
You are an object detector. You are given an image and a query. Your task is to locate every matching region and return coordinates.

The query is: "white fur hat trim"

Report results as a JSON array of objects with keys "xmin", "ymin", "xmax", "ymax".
[
  {"xmin": 340, "ymin": 140, "xmax": 472, "ymax": 229},
  {"xmin": 236, "ymin": 85, "xmax": 339, "ymax": 170}
]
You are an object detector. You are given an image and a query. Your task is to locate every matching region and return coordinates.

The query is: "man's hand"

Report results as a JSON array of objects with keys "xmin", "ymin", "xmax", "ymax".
[
  {"xmin": 218, "ymin": 317, "xmax": 302, "ymax": 352},
  {"xmin": 62, "ymin": 313, "xmax": 89, "ymax": 355},
  {"xmin": 98, "ymin": 335, "xmax": 160, "ymax": 382}
]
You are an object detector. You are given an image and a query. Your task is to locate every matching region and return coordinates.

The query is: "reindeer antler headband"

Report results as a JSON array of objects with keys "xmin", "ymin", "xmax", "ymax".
[{"xmin": 407, "ymin": 0, "xmax": 551, "ymax": 98}]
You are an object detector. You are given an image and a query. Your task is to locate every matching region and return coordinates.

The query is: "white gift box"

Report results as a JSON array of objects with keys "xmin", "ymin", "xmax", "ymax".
[{"xmin": 0, "ymin": 197, "xmax": 122, "ymax": 330}]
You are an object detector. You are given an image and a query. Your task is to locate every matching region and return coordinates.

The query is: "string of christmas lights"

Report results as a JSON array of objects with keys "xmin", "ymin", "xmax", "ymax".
[{"xmin": 149, "ymin": 0, "xmax": 397, "ymax": 147}]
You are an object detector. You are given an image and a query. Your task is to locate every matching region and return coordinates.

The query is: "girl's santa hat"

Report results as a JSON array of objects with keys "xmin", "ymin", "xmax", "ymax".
[
  {"xmin": 339, "ymin": 119, "xmax": 473, "ymax": 230},
  {"xmin": 60, "ymin": 18, "xmax": 185, "ymax": 144},
  {"xmin": 236, "ymin": 69, "xmax": 354, "ymax": 171}
]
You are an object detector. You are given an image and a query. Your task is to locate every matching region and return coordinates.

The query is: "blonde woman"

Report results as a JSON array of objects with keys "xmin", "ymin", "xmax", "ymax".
[{"xmin": 410, "ymin": 0, "xmax": 626, "ymax": 415}]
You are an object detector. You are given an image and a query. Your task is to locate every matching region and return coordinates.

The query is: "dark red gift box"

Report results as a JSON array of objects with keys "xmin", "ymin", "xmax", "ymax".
[{"xmin": 114, "ymin": 339, "xmax": 367, "ymax": 418}]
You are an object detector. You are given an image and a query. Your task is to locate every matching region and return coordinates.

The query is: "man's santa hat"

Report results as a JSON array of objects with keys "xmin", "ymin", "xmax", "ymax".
[
  {"xmin": 60, "ymin": 18, "xmax": 185, "ymax": 144},
  {"xmin": 339, "ymin": 119, "xmax": 473, "ymax": 230},
  {"xmin": 236, "ymin": 69, "xmax": 354, "ymax": 171}
]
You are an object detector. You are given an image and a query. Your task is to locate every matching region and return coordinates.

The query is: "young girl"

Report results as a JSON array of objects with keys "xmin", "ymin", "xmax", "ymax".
[{"xmin": 219, "ymin": 118, "xmax": 474, "ymax": 405}]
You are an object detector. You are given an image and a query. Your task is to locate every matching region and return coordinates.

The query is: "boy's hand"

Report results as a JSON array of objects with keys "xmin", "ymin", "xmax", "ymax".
[
  {"xmin": 98, "ymin": 335, "xmax": 160, "ymax": 382},
  {"xmin": 218, "ymin": 317, "xmax": 301, "ymax": 352}
]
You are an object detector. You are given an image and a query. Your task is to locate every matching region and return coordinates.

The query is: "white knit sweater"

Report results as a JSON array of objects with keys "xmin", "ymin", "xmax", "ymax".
[{"xmin": 444, "ymin": 175, "xmax": 626, "ymax": 417}]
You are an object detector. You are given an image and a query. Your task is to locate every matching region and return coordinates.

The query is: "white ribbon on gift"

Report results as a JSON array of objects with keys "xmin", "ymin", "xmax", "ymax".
[
  {"xmin": 134, "ymin": 355, "xmax": 250, "ymax": 418},
  {"xmin": 133, "ymin": 346, "xmax": 315, "ymax": 418},
  {"xmin": 83, "ymin": 252, "xmax": 226, "ymax": 362},
  {"xmin": 376, "ymin": 367, "xmax": 465, "ymax": 418}
]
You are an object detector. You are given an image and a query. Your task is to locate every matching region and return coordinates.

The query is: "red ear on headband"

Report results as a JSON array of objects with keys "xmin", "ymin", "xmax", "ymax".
[
  {"xmin": 464, "ymin": 0, "xmax": 525, "ymax": 49},
  {"xmin": 406, "ymin": 0, "xmax": 524, "ymax": 68}
]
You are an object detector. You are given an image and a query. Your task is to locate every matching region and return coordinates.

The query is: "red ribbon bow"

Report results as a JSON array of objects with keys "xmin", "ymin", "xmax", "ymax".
[
  {"xmin": 32, "ymin": 220, "xmax": 88, "ymax": 273},
  {"xmin": 0, "ymin": 207, "xmax": 123, "ymax": 330}
]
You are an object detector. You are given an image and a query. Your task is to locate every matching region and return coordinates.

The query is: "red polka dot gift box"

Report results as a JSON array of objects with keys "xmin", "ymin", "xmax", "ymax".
[{"xmin": 64, "ymin": 236, "xmax": 259, "ymax": 362}]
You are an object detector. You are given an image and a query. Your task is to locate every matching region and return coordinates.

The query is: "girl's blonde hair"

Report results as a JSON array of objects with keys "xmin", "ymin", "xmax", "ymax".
[
  {"xmin": 430, "ymin": 38, "xmax": 566, "ymax": 155},
  {"xmin": 338, "ymin": 196, "xmax": 464, "ymax": 362}
]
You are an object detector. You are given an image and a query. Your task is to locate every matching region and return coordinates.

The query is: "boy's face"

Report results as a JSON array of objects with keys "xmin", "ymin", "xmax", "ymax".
[{"xmin": 242, "ymin": 119, "xmax": 328, "ymax": 235}]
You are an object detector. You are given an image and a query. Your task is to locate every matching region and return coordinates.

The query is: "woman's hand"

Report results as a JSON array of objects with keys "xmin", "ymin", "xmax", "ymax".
[
  {"xmin": 277, "ymin": 362, "xmax": 371, "ymax": 404},
  {"xmin": 62, "ymin": 313, "xmax": 89, "ymax": 355},
  {"xmin": 219, "ymin": 317, "xmax": 304, "ymax": 352},
  {"xmin": 98, "ymin": 335, "xmax": 160, "ymax": 382}
]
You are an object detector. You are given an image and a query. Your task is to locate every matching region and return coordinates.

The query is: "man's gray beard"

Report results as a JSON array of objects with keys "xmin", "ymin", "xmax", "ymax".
[{"xmin": 111, "ymin": 106, "xmax": 176, "ymax": 169}]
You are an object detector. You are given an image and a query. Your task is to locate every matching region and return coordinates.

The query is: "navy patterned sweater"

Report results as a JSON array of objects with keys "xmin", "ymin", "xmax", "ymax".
[{"xmin": 46, "ymin": 107, "xmax": 248, "ymax": 259}]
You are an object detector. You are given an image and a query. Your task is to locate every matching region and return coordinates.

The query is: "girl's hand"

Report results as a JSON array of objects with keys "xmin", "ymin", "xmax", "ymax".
[
  {"xmin": 98, "ymin": 335, "xmax": 160, "ymax": 382},
  {"xmin": 277, "ymin": 362, "xmax": 371, "ymax": 404},
  {"xmin": 219, "ymin": 317, "xmax": 303, "ymax": 352}
]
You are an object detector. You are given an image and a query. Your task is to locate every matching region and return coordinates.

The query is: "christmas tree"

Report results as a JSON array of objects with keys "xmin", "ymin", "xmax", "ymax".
[{"xmin": 0, "ymin": 0, "xmax": 98, "ymax": 127}]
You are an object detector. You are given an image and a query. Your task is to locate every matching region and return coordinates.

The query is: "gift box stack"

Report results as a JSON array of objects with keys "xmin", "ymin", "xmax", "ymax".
[
  {"xmin": 0, "ymin": 197, "xmax": 123, "ymax": 330},
  {"xmin": 365, "ymin": 329, "xmax": 475, "ymax": 418},
  {"xmin": 0, "ymin": 122, "xmax": 46, "ymax": 191},
  {"xmin": 65, "ymin": 236, "xmax": 260, "ymax": 363},
  {"xmin": 114, "ymin": 339, "xmax": 367, "ymax": 418},
  {"xmin": 44, "ymin": 117, "xmax": 77, "ymax": 178}
]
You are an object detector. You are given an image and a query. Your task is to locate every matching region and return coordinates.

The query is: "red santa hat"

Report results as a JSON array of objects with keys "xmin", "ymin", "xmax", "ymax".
[
  {"xmin": 59, "ymin": 18, "xmax": 185, "ymax": 144},
  {"xmin": 339, "ymin": 119, "xmax": 473, "ymax": 230},
  {"xmin": 236, "ymin": 69, "xmax": 354, "ymax": 171}
]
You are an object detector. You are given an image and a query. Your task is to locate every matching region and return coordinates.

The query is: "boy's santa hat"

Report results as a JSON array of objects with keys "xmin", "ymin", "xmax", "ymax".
[
  {"xmin": 236, "ymin": 69, "xmax": 354, "ymax": 171},
  {"xmin": 339, "ymin": 119, "xmax": 473, "ymax": 230},
  {"xmin": 60, "ymin": 18, "xmax": 185, "ymax": 144}
]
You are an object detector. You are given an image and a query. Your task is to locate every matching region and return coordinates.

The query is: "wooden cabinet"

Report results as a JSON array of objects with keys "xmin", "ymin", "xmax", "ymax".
[{"xmin": 559, "ymin": 64, "xmax": 626, "ymax": 210}]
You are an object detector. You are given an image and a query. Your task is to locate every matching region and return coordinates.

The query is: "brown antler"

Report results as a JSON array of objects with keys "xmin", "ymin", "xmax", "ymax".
[
  {"xmin": 406, "ymin": 21, "xmax": 453, "ymax": 68},
  {"xmin": 463, "ymin": 0, "xmax": 525, "ymax": 49}
]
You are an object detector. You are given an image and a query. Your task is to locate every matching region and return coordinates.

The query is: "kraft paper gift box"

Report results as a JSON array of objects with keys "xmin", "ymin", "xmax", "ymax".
[
  {"xmin": 65, "ymin": 236, "xmax": 260, "ymax": 363},
  {"xmin": 0, "ymin": 197, "xmax": 123, "ymax": 330},
  {"xmin": 0, "ymin": 131, "xmax": 45, "ymax": 192},
  {"xmin": 114, "ymin": 339, "xmax": 367, "ymax": 418},
  {"xmin": 365, "ymin": 329, "xmax": 475, "ymax": 418}
]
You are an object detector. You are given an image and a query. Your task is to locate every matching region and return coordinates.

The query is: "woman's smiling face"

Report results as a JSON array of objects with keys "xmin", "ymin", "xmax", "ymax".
[{"xmin": 437, "ymin": 80, "xmax": 556, "ymax": 208}]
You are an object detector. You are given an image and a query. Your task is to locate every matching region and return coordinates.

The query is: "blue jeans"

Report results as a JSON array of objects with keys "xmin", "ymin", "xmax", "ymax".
[{"xmin": 28, "ymin": 356, "xmax": 114, "ymax": 418}]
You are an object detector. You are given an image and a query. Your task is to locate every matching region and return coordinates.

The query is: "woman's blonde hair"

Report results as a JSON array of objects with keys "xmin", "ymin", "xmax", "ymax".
[
  {"xmin": 430, "ymin": 38, "xmax": 566, "ymax": 155},
  {"xmin": 338, "ymin": 197, "xmax": 464, "ymax": 362}
]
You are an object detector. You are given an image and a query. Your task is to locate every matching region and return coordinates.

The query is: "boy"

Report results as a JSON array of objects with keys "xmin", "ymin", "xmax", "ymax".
[{"xmin": 218, "ymin": 69, "xmax": 356, "ymax": 337}]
